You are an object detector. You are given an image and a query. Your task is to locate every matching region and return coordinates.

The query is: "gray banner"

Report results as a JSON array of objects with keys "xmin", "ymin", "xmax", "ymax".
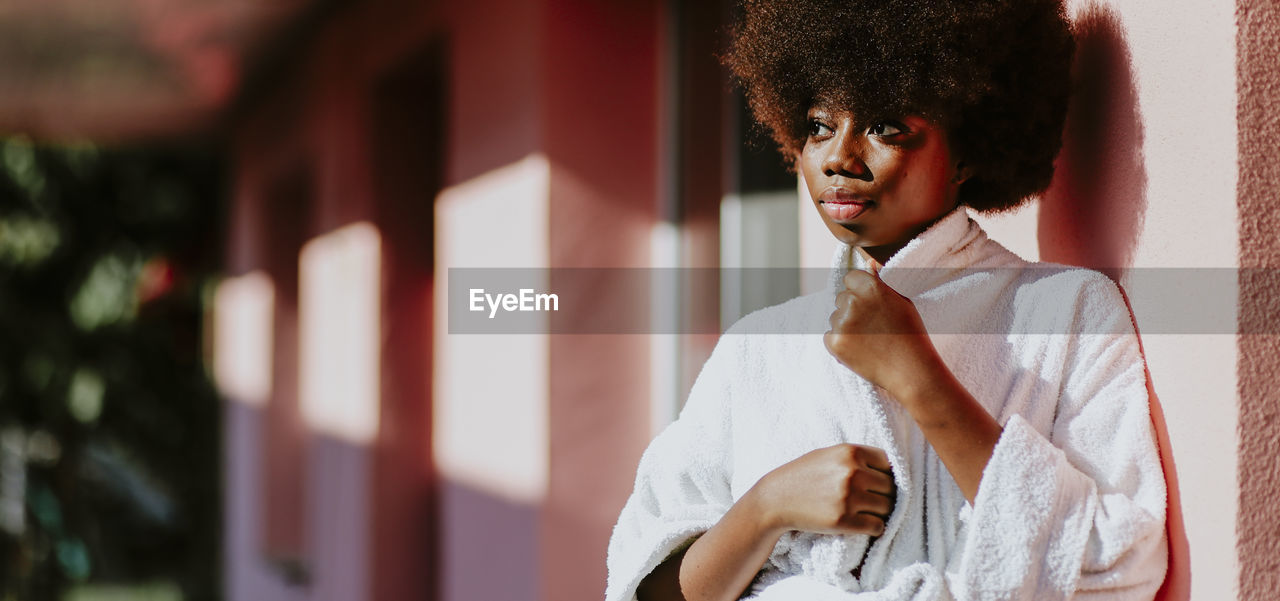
[{"xmin": 447, "ymin": 267, "xmax": 1271, "ymax": 335}]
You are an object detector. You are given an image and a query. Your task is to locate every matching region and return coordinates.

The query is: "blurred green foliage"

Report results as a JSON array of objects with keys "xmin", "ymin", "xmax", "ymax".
[{"xmin": 0, "ymin": 136, "xmax": 223, "ymax": 601}]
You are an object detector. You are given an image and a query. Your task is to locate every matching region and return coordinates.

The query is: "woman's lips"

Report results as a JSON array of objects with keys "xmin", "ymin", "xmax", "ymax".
[
  {"xmin": 819, "ymin": 190, "xmax": 873, "ymax": 222},
  {"xmin": 822, "ymin": 201, "xmax": 870, "ymax": 221}
]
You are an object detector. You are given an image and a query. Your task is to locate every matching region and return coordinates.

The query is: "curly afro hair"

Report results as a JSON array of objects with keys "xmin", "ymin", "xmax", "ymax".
[{"xmin": 723, "ymin": 0, "xmax": 1075, "ymax": 213}]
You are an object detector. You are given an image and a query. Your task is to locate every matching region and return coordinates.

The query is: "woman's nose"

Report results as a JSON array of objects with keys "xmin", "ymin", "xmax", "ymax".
[{"xmin": 822, "ymin": 129, "xmax": 871, "ymax": 180}]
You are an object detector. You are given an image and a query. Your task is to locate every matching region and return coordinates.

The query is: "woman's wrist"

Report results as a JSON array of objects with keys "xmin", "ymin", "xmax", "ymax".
[
  {"xmin": 883, "ymin": 340, "xmax": 951, "ymax": 412},
  {"xmin": 743, "ymin": 473, "xmax": 789, "ymax": 537}
]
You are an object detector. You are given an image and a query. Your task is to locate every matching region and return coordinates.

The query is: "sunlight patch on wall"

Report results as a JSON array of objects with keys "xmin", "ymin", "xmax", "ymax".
[
  {"xmin": 434, "ymin": 154, "xmax": 548, "ymax": 504},
  {"xmin": 299, "ymin": 222, "xmax": 382, "ymax": 445},
  {"xmin": 649, "ymin": 220, "xmax": 680, "ymax": 436},
  {"xmin": 212, "ymin": 271, "xmax": 275, "ymax": 407}
]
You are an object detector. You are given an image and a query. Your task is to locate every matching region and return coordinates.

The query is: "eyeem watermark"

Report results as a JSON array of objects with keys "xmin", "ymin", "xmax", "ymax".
[
  {"xmin": 450, "ymin": 267, "xmax": 1280, "ymax": 334},
  {"xmin": 470, "ymin": 288, "xmax": 559, "ymax": 318}
]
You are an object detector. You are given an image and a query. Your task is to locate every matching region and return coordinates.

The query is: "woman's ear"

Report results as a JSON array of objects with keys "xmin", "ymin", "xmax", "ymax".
[{"xmin": 952, "ymin": 161, "xmax": 971, "ymax": 185}]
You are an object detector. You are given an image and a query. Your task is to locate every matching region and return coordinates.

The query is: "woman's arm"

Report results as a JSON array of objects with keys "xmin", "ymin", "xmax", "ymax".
[
  {"xmin": 637, "ymin": 485, "xmax": 779, "ymax": 601},
  {"xmin": 891, "ymin": 352, "xmax": 1002, "ymax": 504},
  {"xmin": 824, "ymin": 261, "xmax": 1000, "ymax": 503},
  {"xmin": 638, "ymin": 444, "xmax": 896, "ymax": 601}
]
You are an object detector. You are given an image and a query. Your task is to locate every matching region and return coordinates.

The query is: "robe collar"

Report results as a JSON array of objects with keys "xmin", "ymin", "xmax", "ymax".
[{"xmin": 827, "ymin": 205, "xmax": 986, "ymax": 299}]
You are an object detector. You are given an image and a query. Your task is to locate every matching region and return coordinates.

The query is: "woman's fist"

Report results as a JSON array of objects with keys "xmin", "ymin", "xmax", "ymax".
[
  {"xmin": 756, "ymin": 443, "xmax": 896, "ymax": 537},
  {"xmin": 823, "ymin": 260, "xmax": 939, "ymax": 398}
]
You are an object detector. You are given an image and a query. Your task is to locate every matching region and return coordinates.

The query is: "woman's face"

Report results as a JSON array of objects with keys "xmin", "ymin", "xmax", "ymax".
[{"xmin": 799, "ymin": 106, "xmax": 966, "ymax": 264}]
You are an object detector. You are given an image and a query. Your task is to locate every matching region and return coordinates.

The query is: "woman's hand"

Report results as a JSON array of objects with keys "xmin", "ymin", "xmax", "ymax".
[
  {"xmin": 756, "ymin": 443, "xmax": 897, "ymax": 537},
  {"xmin": 638, "ymin": 444, "xmax": 896, "ymax": 601},
  {"xmin": 823, "ymin": 259, "xmax": 941, "ymax": 399}
]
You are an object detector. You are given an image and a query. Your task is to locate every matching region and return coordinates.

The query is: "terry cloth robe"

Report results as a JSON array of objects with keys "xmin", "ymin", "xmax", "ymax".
[{"xmin": 605, "ymin": 207, "xmax": 1168, "ymax": 601}]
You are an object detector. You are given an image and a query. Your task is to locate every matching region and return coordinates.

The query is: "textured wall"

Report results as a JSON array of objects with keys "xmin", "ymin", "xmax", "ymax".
[{"xmin": 1236, "ymin": 0, "xmax": 1280, "ymax": 599}]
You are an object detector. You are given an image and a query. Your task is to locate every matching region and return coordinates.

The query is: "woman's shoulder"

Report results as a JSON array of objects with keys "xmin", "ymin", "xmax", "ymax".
[
  {"xmin": 973, "ymin": 229, "xmax": 1117, "ymax": 290},
  {"xmin": 963, "ymin": 231, "xmax": 1133, "ymax": 336},
  {"xmin": 968, "ymin": 227, "xmax": 1119, "ymax": 302},
  {"xmin": 1016, "ymin": 259, "xmax": 1125, "ymax": 302},
  {"xmin": 1006, "ymin": 260, "xmax": 1134, "ymax": 337}
]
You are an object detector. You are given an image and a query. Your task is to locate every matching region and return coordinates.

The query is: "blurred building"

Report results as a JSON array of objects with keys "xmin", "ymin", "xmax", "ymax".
[{"xmin": 214, "ymin": 2, "xmax": 749, "ymax": 601}]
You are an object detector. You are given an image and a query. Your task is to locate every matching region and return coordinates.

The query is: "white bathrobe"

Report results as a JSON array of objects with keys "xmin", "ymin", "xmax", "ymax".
[{"xmin": 605, "ymin": 207, "xmax": 1168, "ymax": 601}]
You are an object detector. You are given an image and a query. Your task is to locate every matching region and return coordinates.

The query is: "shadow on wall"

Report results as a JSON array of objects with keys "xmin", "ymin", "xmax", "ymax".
[
  {"xmin": 1039, "ymin": 4, "xmax": 1190, "ymax": 601},
  {"xmin": 1039, "ymin": 2, "xmax": 1146, "ymax": 281}
]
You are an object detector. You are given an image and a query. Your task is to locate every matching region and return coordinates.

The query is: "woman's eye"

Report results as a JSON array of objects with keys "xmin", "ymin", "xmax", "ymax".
[
  {"xmin": 808, "ymin": 119, "xmax": 833, "ymax": 137},
  {"xmin": 868, "ymin": 122, "xmax": 904, "ymax": 136}
]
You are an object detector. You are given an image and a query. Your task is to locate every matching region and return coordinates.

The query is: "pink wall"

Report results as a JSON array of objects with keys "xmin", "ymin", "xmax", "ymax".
[
  {"xmin": 436, "ymin": 2, "xmax": 545, "ymax": 601},
  {"xmin": 542, "ymin": 2, "xmax": 662, "ymax": 600},
  {"xmin": 225, "ymin": 2, "xmax": 445, "ymax": 600},
  {"xmin": 1235, "ymin": 0, "xmax": 1280, "ymax": 598},
  {"xmin": 228, "ymin": 2, "xmax": 668, "ymax": 600},
  {"xmin": 432, "ymin": 2, "xmax": 665, "ymax": 600}
]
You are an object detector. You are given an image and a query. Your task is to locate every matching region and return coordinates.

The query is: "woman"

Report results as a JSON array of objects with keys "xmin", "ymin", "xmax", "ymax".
[{"xmin": 606, "ymin": 1, "xmax": 1168, "ymax": 599}]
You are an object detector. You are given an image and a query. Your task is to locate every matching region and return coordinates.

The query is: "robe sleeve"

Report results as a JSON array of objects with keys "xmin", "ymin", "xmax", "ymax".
[
  {"xmin": 604, "ymin": 333, "xmax": 742, "ymax": 601},
  {"xmin": 946, "ymin": 273, "xmax": 1168, "ymax": 600}
]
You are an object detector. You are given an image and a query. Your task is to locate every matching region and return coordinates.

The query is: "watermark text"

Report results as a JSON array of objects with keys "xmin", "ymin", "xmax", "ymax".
[{"xmin": 469, "ymin": 288, "xmax": 559, "ymax": 318}]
